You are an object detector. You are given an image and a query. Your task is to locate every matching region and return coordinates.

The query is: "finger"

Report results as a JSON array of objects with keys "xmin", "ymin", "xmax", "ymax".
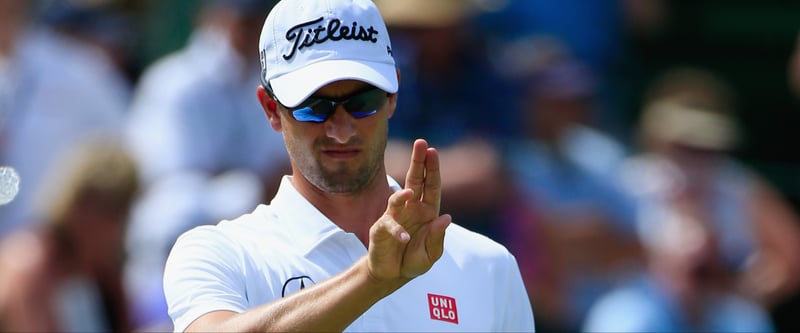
[
  {"xmin": 422, "ymin": 147, "xmax": 442, "ymax": 208},
  {"xmin": 386, "ymin": 188, "xmax": 413, "ymax": 217},
  {"xmin": 426, "ymin": 214, "xmax": 451, "ymax": 262},
  {"xmin": 385, "ymin": 219, "xmax": 411, "ymax": 243},
  {"xmin": 370, "ymin": 215, "xmax": 409, "ymax": 244},
  {"xmin": 404, "ymin": 139, "xmax": 429, "ymax": 202}
]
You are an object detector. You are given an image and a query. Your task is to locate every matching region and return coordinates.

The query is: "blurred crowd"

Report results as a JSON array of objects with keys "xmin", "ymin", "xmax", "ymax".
[{"xmin": 1, "ymin": 0, "xmax": 799, "ymax": 332}]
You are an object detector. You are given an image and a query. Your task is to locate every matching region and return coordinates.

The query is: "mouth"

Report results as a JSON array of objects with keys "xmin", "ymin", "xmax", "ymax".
[{"xmin": 322, "ymin": 146, "xmax": 361, "ymax": 159}]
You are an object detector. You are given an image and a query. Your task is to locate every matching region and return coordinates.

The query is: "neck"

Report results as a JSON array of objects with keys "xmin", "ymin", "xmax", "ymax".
[{"xmin": 291, "ymin": 172, "xmax": 394, "ymax": 246}]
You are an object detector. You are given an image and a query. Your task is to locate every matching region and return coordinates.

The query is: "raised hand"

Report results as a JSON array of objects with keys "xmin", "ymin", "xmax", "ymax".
[{"xmin": 368, "ymin": 139, "xmax": 451, "ymax": 281}]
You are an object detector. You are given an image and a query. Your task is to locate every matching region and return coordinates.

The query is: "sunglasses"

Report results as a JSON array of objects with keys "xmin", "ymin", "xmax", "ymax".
[{"xmin": 267, "ymin": 84, "xmax": 389, "ymax": 123}]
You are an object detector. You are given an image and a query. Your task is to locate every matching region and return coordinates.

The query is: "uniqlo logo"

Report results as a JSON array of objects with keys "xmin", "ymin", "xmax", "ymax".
[{"xmin": 427, "ymin": 293, "xmax": 458, "ymax": 324}]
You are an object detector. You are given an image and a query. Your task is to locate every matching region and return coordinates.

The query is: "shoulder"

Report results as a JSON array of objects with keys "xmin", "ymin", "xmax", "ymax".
[
  {"xmin": 443, "ymin": 223, "xmax": 515, "ymax": 262},
  {"xmin": 167, "ymin": 205, "xmax": 278, "ymax": 265},
  {"xmin": 163, "ymin": 207, "xmax": 279, "ymax": 331},
  {"xmin": 172, "ymin": 204, "xmax": 276, "ymax": 248}
]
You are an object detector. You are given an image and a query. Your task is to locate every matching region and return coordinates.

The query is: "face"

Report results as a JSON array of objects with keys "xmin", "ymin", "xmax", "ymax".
[
  {"xmin": 66, "ymin": 192, "xmax": 130, "ymax": 273},
  {"xmin": 268, "ymin": 80, "xmax": 396, "ymax": 194},
  {"xmin": 663, "ymin": 142, "xmax": 725, "ymax": 186}
]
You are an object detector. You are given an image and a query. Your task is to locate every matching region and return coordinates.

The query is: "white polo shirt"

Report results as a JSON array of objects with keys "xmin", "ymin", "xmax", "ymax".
[{"xmin": 164, "ymin": 176, "xmax": 535, "ymax": 332}]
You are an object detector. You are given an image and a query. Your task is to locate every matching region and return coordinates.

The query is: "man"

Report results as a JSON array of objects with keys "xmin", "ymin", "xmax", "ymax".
[{"xmin": 162, "ymin": 0, "xmax": 535, "ymax": 332}]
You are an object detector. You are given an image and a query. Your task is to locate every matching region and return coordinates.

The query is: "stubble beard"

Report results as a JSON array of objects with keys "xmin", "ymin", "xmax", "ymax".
[
  {"xmin": 312, "ymin": 158, "xmax": 379, "ymax": 193},
  {"xmin": 300, "ymin": 139, "xmax": 386, "ymax": 194}
]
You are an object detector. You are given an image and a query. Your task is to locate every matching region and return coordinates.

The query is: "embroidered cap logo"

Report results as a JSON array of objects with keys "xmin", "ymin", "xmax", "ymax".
[{"xmin": 283, "ymin": 17, "xmax": 380, "ymax": 60}]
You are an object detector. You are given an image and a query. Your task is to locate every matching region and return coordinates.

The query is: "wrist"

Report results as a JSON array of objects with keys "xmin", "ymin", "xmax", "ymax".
[{"xmin": 357, "ymin": 257, "xmax": 411, "ymax": 298}]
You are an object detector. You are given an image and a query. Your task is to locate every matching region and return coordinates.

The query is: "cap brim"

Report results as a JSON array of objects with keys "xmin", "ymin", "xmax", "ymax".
[{"xmin": 269, "ymin": 59, "xmax": 398, "ymax": 108}]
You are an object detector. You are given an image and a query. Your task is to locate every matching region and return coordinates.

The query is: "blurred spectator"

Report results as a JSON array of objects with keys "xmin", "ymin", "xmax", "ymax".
[
  {"xmin": 476, "ymin": 0, "xmax": 668, "ymax": 140},
  {"xmin": 582, "ymin": 205, "xmax": 775, "ymax": 332},
  {"xmin": 0, "ymin": 135, "xmax": 139, "ymax": 332},
  {"xmin": 500, "ymin": 45, "xmax": 642, "ymax": 332},
  {"xmin": 617, "ymin": 67, "xmax": 800, "ymax": 319},
  {"xmin": 123, "ymin": 0, "xmax": 288, "ymax": 330},
  {"xmin": 0, "ymin": 0, "xmax": 131, "ymax": 236},
  {"xmin": 375, "ymin": 0, "xmax": 512, "ymax": 238},
  {"xmin": 126, "ymin": 0, "xmax": 286, "ymax": 188},
  {"xmin": 38, "ymin": 0, "xmax": 137, "ymax": 81}
]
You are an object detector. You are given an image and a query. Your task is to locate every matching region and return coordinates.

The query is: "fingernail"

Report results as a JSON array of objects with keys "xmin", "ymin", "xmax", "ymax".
[{"xmin": 400, "ymin": 232, "xmax": 410, "ymax": 242}]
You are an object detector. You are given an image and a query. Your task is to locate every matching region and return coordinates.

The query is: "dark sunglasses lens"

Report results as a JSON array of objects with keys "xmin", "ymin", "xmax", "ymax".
[
  {"xmin": 344, "ymin": 88, "xmax": 387, "ymax": 118},
  {"xmin": 291, "ymin": 100, "xmax": 333, "ymax": 123},
  {"xmin": 290, "ymin": 88, "xmax": 387, "ymax": 122}
]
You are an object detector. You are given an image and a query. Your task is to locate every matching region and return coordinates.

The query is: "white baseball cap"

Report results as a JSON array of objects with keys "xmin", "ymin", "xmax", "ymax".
[{"xmin": 259, "ymin": 0, "xmax": 398, "ymax": 108}]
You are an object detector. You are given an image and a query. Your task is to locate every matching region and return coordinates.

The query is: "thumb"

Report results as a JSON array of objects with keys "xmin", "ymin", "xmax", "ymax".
[{"xmin": 426, "ymin": 214, "xmax": 451, "ymax": 262}]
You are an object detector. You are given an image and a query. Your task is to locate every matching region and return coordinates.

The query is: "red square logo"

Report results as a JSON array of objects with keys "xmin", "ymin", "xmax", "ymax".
[{"xmin": 427, "ymin": 293, "xmax": 458, "ymax": 324}]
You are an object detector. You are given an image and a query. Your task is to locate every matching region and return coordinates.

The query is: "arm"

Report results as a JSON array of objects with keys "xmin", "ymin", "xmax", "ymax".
[
  {"xmin": 741, "ymin": 177, "xmax": 800, "ymax": 306},
  {"xmin": 184, "ymin": 139, "xmax": 451, "ymax": 332},
  {"xmin": 185, "ymin": 257, "xmax": 405, "ymax": 332},
  {"xmin": 0, "ymin": 233, "xmax": 59, "ymax": 332}
]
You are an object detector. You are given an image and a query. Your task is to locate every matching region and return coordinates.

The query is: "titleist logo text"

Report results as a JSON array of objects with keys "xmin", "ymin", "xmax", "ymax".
[{"xmin": 283, "ymin": 17, "xmax": 379, "ymax": 60}]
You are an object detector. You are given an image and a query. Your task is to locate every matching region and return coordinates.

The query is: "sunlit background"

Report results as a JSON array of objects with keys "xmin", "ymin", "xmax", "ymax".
[{"xmin": 1, "ymin": 0, "xmax": 799, "ymax": 332}]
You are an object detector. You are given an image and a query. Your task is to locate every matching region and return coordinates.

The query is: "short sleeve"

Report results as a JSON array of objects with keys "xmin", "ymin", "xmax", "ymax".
[{"xmin": 163, "ymin": 226, "xmax": 248, "ymax": 332}]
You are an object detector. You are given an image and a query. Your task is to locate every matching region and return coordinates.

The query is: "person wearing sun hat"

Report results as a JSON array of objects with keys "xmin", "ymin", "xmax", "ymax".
[
  {"xmin": 162, "ymin": 0, "xmax": 535, "ymax": 331},
  {"xmin": 608, "ymin": 67, "xmax": 800, "ymax": 331}
]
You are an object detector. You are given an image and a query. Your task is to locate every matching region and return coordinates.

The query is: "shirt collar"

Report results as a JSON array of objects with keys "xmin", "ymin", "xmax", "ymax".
[{"xmin": 268, "ymin": 175, "xmax": 401, "ymax": 255}]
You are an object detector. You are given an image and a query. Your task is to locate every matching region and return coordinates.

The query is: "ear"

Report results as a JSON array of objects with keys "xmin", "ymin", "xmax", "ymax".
[{"xmin": 257, "ymin": 85, "xmax": 283, "ymax": 132}]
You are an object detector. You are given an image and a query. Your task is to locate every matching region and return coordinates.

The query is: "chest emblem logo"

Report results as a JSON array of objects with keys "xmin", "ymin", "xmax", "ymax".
[
  {"xmin": 427, "ymin": 293, "xmax": 459, "ymax": 324},
  {"xmin": 281, "ymin": 275, "xmax": 315, "ymax": 297}
]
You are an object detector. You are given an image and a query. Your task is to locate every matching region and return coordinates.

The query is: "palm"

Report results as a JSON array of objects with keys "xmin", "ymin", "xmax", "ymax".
[
  {"xmin": 368, "ymin": 139, "xmax": 449, "ymax": 281},
  {"xmin": 395, "ymin": 198, "xmax": 440, "ymax": 277}
]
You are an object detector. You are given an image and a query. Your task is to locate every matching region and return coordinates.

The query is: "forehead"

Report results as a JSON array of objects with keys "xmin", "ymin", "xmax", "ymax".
[{"xmin": 313, "ymin": 80, "xmax": 372, "ymax": 98}]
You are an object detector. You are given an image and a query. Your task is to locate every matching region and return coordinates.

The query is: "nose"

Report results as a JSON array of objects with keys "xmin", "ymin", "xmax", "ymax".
[{"xmin": 324, "ymin": 105, "xmax": 356, "ymax": 143}]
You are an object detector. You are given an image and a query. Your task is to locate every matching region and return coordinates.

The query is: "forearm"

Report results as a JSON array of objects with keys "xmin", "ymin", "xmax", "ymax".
[{"xmin": 187, "ymin": 257, "xmax": 408, "ymax": 332}]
